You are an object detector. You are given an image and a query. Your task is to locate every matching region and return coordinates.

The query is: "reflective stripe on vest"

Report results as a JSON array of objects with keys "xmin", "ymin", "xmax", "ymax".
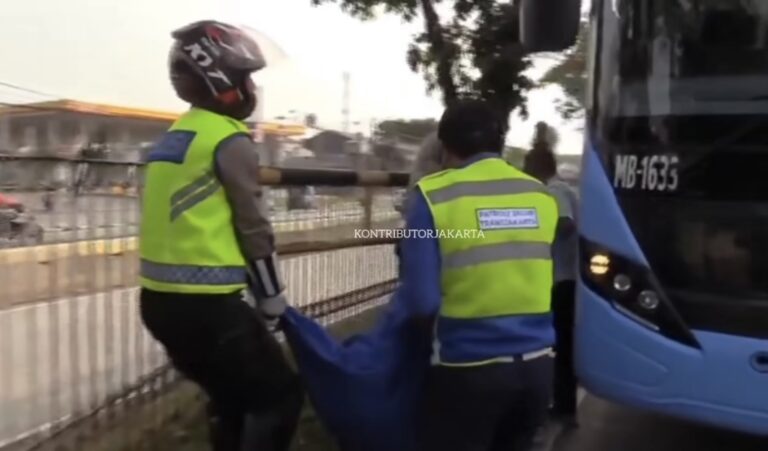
[
  {"xmin": 140, "ymin": 259, "xmax": 247, "ymax": 286},
  {"xmin": 139, "ymin": 108, "xmax": 249, "ymax": 294},
  {"xmin": 424, "ymin": 179, "xmax": 550, "ymax": 205},
  {"xmin": 443, "ymin": 241, "xmax": 552, "ymax": 270},
  {"xmin": 169, "ymin": 171, "xmax": 220, "ymax": 221}
]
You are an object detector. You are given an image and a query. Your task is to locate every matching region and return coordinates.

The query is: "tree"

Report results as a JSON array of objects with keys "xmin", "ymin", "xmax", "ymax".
[
  {"xmin": 540, "ymin": 20, "xmax": 589, "ymax": 119},
  {"xmin": 370, "ymin": 119, "xmax": 436, "ymax": 171},
  {"xmin": 310, "ymin": 0, "xmax": 534, "ymax": 121},
  {"xmin": 375, "ymin": 118, "xmax": 437, "ymax": 142}
]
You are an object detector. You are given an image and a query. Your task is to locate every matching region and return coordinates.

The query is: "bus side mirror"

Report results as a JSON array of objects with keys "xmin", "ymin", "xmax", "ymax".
[{"xmin": 519, "ymin": 0, "xmax": 581, "ymax": 52}]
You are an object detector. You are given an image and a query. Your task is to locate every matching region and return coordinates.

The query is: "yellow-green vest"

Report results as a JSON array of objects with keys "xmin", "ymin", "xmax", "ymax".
[
  {"xmin": 139, "ymin": 108, "xmax": 250, "ymax": 294},
  {"xmin": 417, "ymin": 157, "xmax": 558, "ymax": 365}
]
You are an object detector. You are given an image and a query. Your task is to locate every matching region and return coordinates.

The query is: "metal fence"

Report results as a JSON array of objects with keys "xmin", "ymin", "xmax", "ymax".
[{"xmin": 0, "ymin": 156, "xmax": 407, "ymax": 451}]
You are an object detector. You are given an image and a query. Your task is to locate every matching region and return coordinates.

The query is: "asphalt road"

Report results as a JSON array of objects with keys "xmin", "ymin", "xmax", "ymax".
[
  {"xmin": 0, "ymin": 244, "xmax": 396, "ymax": 447},
  {"xmin": 549, "ymin": 394, "xmax": 767, "ymax": 451}
]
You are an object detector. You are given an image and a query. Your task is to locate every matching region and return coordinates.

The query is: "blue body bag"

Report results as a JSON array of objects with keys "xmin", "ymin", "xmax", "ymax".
[{"xmin": 282, "ymin": 299, "xmax": 430, "ymax": 451}]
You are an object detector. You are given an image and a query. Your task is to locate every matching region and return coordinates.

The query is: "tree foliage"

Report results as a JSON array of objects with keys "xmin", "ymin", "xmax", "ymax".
[
  {"xmin": 540, "ymin": 20, "xmax": 589, "ymax": 119},
  {"xmin": 375, "ymin": 118, "xmax": 437, "ymax": 142},
  {"xmin": 370, "ymin": 118, "xmax": 436, "ymax": 171},
  {"xmin": 310, "ymin": 0, "xmax": 534, "ymax": 121}
]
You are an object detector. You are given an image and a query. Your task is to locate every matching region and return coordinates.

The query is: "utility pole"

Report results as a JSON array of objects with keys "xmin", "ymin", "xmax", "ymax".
[{"xmin": 342, "ymin": 71, "xmax": 350, "ymax": 133}]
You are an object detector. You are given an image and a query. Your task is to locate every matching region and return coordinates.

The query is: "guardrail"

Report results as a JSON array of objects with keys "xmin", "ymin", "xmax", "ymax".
[{"xmin": 0, "ymin": 156, "xmax": 407, "ymax": 451}]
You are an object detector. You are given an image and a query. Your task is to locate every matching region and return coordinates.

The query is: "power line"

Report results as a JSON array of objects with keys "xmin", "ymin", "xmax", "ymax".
[
  {"xmin": 0, "ymin": 101, "xmax": 72, "ymax": 113},
  {"xmin": 0, "ymin": 80, "xmax": 61, "ymax": 100},
  {"xmin": 0, "ymin": 89, "xmax": 45, "ymax": 105}
]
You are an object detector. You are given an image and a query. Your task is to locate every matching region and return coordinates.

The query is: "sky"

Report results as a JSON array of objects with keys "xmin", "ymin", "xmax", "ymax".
[{"xmin": 0, "ymin": 0, "xmax": 583, "ymax": 153}]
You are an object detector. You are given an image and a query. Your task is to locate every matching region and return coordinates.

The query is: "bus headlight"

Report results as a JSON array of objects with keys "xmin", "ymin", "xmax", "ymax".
[
  {"xmin": 613, "ymin": 274, "xmax": 632, "ymax": 292},
  {"xmin": 638, "ymin": 290, "xmax": 660, "ymax": 310},
  {"xmin": 589, "ymin": 254, "xmax": 610, "ymax": 275},
  {"xmin": 580, "ymin": 238, "xmax": 699, "ymax": 348}
]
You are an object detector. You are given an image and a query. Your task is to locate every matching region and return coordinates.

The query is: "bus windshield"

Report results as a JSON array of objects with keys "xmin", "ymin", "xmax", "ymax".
[
  {"xmin": 591, "ymin": 0, "xmax": 768, "ymax": 335},
  {"xmin": 594, "ymin": 0, "xmax": 768, "ymax": 191},
  {"xmin": 598, "ymin": 0, "xmax": 768, "ymax": 120}
]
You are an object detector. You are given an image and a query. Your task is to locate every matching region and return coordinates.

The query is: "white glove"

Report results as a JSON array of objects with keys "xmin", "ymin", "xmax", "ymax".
[
  {"xmin": 259, "ymin": 293, "xmax": 287, "ymax": 317},
  {"xmin": 259, "ymin": 294, "xmax": 288, "ymax": 332},
  {"xmin": 241, "ymin": 290, "xmax": 286, "ymax": 331}
]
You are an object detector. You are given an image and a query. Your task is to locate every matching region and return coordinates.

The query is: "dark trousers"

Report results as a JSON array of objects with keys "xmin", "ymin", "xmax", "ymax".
[
  {"xmin": 139, "ymin": 289, "xmax": 303, "ymax": 451},
  {"xmin": 552, "ymin": 280, "xmax": 578, "ymax": 415},
  {"xmin": 420, "ymin": 356, "xmax": 554, "ymax": 451}
]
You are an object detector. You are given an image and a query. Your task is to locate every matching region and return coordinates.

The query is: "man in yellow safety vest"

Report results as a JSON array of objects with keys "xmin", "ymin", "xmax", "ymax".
[
  {"xmin": 138, "ymin": 21, "xmax": 302, "ymax": 451},
  {"xmin": 396, "ymin": 99, "xmax": 559, "ymax": 450}
]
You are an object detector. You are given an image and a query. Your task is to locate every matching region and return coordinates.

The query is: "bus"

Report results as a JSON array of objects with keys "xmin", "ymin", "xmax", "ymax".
[{"xmin": 520, "ymin": 0, "xmax": 768, "ymax": 437}]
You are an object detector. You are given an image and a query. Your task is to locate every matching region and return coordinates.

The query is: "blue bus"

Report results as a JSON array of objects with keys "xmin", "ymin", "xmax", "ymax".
[
  {"xmin": 521, "ymin": 0, "xmax": 768, "ymax": 437},
  {"xmin": 520, "ymin": 0, "xmax": 768, "ymax": 435}
]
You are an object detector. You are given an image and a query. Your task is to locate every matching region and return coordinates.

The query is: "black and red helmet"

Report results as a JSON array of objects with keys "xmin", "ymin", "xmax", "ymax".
[{"xmin": 170, "ymin": 21, "xmax": 265, "ymax": 114}]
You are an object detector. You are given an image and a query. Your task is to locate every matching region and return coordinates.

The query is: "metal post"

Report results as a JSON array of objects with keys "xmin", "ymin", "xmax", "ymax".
[{"xmin": 363, "ymin": 187, "xmax": 374, "ymax": 230}]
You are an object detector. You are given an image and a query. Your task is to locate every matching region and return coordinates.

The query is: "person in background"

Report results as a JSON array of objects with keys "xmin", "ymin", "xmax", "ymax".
[
  {"xmin": 402, "ymin": 100, "xmax": 559, "ymax": 451},
  {"xmin": 394, "ymin": 131, "xmax": 446, "ymax": 274},
  {"xmin": 523, "ymin": 122, "xmax": 580, "ymax": 428},
  {"xmin": 138, "ymin": 21, "xmax": 302, "ymax": 451},
  {"xmin": 395, "ymin": 131, "xmax": 445, "ymax": 218}
]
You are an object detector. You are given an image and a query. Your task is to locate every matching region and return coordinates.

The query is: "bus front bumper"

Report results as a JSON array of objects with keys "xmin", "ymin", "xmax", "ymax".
[{"xmin": 575, "ymin": 283, "xmax": 768, "ymax": 437}]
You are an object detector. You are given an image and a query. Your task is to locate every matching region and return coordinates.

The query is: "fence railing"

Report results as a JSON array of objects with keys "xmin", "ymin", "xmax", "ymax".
[{"xmin": 0, "ymin": 156, "xmax": 408, "ymax": 451}]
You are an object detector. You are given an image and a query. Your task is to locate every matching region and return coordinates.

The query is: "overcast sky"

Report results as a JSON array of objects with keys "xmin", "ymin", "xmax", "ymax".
[{"xmin": 0, "ymin": 0, "xmax": 583, "ymax": 153}]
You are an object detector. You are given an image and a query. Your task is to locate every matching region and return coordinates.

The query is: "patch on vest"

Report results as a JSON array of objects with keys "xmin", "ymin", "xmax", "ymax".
[
  {"xmin": 146, "ymin": 130, "xmax": 197, "ymax": 164},
  {"xmin": 476, "ymin": 208, "xmax": 539, "ymax": 230}
]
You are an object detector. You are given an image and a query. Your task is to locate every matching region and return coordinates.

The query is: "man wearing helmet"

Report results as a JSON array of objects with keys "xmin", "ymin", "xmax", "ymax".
[{"xmin": 138, "ymin": 21, "xmax": 302, "ymax": 451}]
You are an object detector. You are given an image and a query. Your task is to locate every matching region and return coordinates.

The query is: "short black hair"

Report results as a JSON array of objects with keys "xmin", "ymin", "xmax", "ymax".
[{"xmin": 438, "ymin": 99, "xmax": 506, "ymax": 159}]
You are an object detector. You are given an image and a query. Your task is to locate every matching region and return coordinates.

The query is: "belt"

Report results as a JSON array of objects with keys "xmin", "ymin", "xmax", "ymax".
[
  {"xmin": 518, "ymin": 347, "xmax": 555, "ymax": 362},
  {"xmin": 435, "ymin": 347, "xmax": 554, "ymax": 368}
]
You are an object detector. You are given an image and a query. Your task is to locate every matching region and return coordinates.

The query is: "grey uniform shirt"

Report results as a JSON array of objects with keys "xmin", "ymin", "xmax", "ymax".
[{"xmin": 214, "ymin": 135, "xmax": 275, "ymax": 261}]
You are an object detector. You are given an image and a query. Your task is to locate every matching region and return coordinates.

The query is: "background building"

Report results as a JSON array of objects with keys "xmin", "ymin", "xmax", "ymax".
[
  {"xmin": 0, "ymin": 99, "xmax": 174, "ymax": 158},
  {"xmin": 0, "ymin": 100, "xmax": 175, "ymax": 190}
]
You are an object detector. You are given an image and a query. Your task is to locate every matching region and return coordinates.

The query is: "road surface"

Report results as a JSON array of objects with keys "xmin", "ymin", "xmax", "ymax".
[
  {"xmin": 549, "ymin": 394, "xmax": 767, "ymax": 450},
  {"xmin": 0, "ymin": 244, "xmax": 397, "ymax": 447}
]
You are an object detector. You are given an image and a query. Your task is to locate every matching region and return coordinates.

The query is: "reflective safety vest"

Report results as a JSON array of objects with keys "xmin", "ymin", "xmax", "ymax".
[
  {"xmin": 417, "ymin": 157, "xmax": 558, "ymax": 365},
  {"xmin": 139, "ymin": 108, "xmax": 250, "ymax": 294}
]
